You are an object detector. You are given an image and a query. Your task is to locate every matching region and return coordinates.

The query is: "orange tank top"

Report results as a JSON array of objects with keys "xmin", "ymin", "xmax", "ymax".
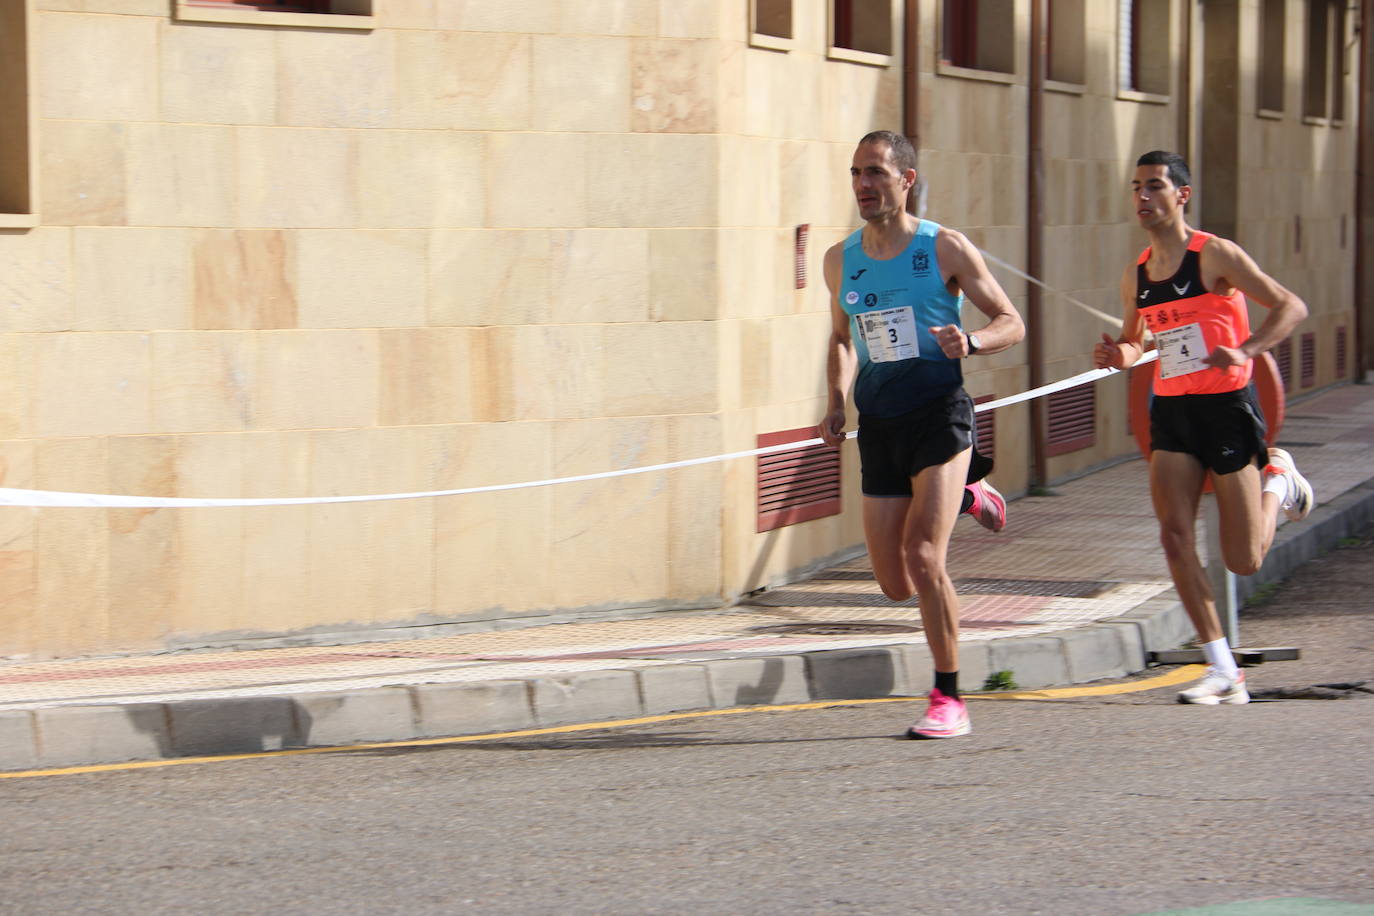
[{"xmin": 1136, "ymin": 231, "xmax": 1252, "ymax": 396}]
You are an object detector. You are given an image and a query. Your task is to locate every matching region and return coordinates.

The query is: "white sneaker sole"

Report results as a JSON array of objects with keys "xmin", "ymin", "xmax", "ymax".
[
  {"xmin": 1178, "ymin": 689, "xmax": 1250, "ymax": 705},
  {"xmin": 1269, "ymin": 448, "xmax": 1314, "ymax": 522},
  {"xmin": 906, "ymin": 722, "xmax": 973, "ymax": 739}
]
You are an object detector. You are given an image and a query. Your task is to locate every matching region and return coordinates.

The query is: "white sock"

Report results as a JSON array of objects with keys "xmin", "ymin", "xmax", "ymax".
[
  {"xmin": 1263, "ymin": 473, "xmax": 1289, "ymax": 505},
  {"xmin": 1201, "ymin": 637, "xmax": 1239, "ymax": 678}
]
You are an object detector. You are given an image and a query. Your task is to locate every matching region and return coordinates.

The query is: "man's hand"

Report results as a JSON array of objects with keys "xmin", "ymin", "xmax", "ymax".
[
  {"xmin": 818, "ymin": 408, "xmax": 847, "ymax": 447},
  {"xmin": 928, "ymin": 324, "xmax": 969, "ymax": 359},
  {"xmin": 1093, "ymin": 333, "xmax": 1125, "ymax": 370},
  {"xmin": 1204, "ymin": 345, "xmax": 1250, "ymax": 371}
]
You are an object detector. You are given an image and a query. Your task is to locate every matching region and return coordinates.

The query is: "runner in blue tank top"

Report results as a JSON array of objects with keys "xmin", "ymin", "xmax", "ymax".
[{"xmin": 819, "ymin": 131, "xmax": 1024, "ymax": 740}]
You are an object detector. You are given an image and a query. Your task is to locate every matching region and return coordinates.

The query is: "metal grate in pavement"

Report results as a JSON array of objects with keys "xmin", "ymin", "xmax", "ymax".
[
  {"xmin": 741, "ymin": 589, "xmax": 918, "ymax": 608},
  {"xmin": 953, "ymin": 578, "xmax": 1117, "ymax": 598},
  {"xmin": 812, "ymin": 569, "xmax": 876, "ymax": 580},
  {"xmin": 748, "ymin": 621, "xmax": 922, "ymax": 636}
]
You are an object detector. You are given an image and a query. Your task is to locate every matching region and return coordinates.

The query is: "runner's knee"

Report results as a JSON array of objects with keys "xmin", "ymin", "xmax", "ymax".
[
  {"xmin": 1222, "ymin": 541, "xmax": 1264, "ymax": 576},
  {"xmin": 878, "ymin": 580, "xmax": 916, "ymax": 602},
  {"xmin": 902, "ymin": 541, "xmax": 946, "ymax": 590},
  {"xmin": 1157, "ymin": 524, "xmax": 1195, "ymax": 562}
]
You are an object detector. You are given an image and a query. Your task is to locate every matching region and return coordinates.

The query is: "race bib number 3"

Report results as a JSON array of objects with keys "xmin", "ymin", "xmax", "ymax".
[
  {"xmin": 1157, "ymin": 322, "xmax": 1209, "ymax": 379},
  {"xmin": 857, "ymin": 306, "xmax": 918, "ymax": 363}
]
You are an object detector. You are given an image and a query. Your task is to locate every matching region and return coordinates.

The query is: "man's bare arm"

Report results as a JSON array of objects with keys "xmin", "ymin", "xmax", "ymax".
[
  {"xmin": 930, "ymin": 228, "xmax": 1025, "ymax": 359},
  {"xmin": 820, "ymin": 242, "xmax": 856, "ymax": 447},
  {"xmin": 1093, "ymin": 264, "xmax": 1148, "ymax": 370},
  {"xmin": 1201, "ymin": 238, "xmax": 1308, "ymax": 370}
]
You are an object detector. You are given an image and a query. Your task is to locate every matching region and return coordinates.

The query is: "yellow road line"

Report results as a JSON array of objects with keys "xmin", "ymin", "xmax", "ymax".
[
  {"xmin": 0, "ymin": 666, "xmax": 1202, "ymax": 780},
  {"xmin": 970, "ymin": 664, "xmax": 1204, "ymax": 699}
]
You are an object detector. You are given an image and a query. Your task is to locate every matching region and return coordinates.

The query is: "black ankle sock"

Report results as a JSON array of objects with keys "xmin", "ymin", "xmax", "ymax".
[
  {"xmin": 959, "ymin": 488, "xmax": 974, "ymax": 513},
  {"xmin": 935, "ymin": 670, "xmax": 959, "ymax": 699}
]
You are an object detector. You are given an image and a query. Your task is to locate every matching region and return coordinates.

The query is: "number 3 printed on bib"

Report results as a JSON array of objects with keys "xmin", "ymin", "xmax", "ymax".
[
  {"xmin": 857, "ymin": 306, "xmax": 918, "ymax": 363},
  {"xmin": 1157, "ymin": 322, "xmax": 1209, "ymax": 379}
]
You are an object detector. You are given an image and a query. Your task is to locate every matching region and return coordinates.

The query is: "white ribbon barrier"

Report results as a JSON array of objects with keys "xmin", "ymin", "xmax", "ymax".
[
  {"xmin": 0, "ymin": 351, "xmax": 1156, "ymax": 509},
  {"xmin": 977, "ymin": 251, "xmax": 1127, "ymax": 330}
]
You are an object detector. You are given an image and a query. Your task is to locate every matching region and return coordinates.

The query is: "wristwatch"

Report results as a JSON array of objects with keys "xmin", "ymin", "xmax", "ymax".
[{"xmin": 966, "ymin": 333, "xmax": 982, "ymax": 356}]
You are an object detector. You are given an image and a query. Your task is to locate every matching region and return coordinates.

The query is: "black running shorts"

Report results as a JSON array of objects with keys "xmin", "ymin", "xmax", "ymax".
[
  {"xmin": 857, "ymin": 388, "xmax": 993, "ymax": 497},
  {"xmin": 1148, "ymin": 384, "xmax": 1268, "ymax": 475}
]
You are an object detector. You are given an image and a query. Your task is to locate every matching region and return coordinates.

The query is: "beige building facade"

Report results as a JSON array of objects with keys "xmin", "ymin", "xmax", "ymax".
[{"xmin": 0, "ymin": 0, "xmax": 1364, "ymax": 660}]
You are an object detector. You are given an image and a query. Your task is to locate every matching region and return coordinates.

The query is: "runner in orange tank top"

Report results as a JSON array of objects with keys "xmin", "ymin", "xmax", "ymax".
[
  {"xmin": 1134, "ymin": 229, "xmax": 1253, "ymax": 396},
  {"xmin": 1091, "ymin": 150, "xmax": 1315, "ymax": 705}
]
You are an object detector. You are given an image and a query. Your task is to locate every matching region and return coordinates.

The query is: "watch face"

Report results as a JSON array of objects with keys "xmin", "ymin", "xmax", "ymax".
[{"xmin": 968, "ymin": 334, "xmax": 981, "ymax": 353}]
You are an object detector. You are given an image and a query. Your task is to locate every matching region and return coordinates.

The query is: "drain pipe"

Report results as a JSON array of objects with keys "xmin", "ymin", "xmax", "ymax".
[
  {"xmin": 1357, "ymin": 0, "xmax": 1371, "ymax": 382},
  {"xmin": 1027, "ymin": 0, "xmax": 1048, "ymax": 487},
  {"xmin": 903, "ymin": 0, "xmax": 922, "ymax": 215}
]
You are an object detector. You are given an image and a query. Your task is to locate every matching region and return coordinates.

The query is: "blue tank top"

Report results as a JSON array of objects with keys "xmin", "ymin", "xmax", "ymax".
[{"xmin": 841, "ymin": 219, "xmax": 964, "ymax": 417}]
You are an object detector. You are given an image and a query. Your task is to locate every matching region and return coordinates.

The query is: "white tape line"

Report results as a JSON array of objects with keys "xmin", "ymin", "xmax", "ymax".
[
  {"xmin": 976, "ymin": 349, "xmax": 1157, "ymax": 412},
  {"xmin": 0, "ymin": 352, "xmax": 1156, "ymax": 509},
  {"xmin": 0, "ymin": 439, "xmax": 818, "ymax": 509},
  {"xmin": 979, "ymin": 250, "xmax": 1127, "ymax": 329}
]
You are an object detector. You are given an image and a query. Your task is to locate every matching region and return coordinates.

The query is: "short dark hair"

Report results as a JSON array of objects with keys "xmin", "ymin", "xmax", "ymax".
[
  {"xmin": 1136, "ymin": 150, "xmax": 1191, "ymax": 189},
  {"xmin": 859, "ymin": 130, "xmax": 917, "ymax": 174}
]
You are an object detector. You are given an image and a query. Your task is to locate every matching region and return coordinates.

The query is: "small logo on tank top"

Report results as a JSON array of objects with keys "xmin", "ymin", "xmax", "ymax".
[
  {"xmin": 1172, "ymin": 281, "xmax": 1191, "ymax": 296},
  {"xmin": 864, "ymin": 293, "xmax": 878, "ymax": 308},
  {"xmin": 849, "ymin": 268, "xmax": 867, "ymax": 281},
  {"xmin": 912, "ymin": 249, "xmax": 931, "ymax": 277},
  {"xmin": 1139, "ymin": 289, "xmax": 1150, "ymax": 301},
  {"xmin": 845, "ymin": 291, "xmax": 859, "ymax": 305}
]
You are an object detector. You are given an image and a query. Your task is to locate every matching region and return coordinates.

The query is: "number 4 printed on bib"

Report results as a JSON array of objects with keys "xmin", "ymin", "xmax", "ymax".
[{"xmin": 1157, "ymin": 322, "xmax": 1209, "ymax": 379}]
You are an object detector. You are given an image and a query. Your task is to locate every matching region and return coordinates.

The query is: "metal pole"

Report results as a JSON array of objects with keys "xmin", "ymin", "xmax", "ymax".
[{"xmin": 1202, "ymin": 495, "xmax": 1239, "ymax": 645}]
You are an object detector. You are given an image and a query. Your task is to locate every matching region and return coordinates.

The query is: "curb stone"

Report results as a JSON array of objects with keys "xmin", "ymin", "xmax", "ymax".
[
  {"xmin": 1, "ymin": 482, "xmax": 1368, "ymax": 773},
  {"xmin": 0, "ymin": 710, "xmax": 38, "ymax": 771}
]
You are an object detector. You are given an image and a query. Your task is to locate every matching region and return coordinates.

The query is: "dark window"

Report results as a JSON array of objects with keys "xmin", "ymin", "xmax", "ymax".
[
  {"xmin": 833, "ymin": 0, "xmax": 893, "ymax": 57},
  {"xmin": 1259, "ymin": 0, "xmax": 1285, "ymax": 111},
  {"xmin": 1047, "ymin": 0, "xmax": 1086, "ymax": 85},
  {"xmin": 941, "ymin": 0, "xmax": 977, "ymax": 67},
  {"xmin": 188, "ymin": 0, "xmax": 331, "ymax": 9},
  {"xmin": 1330, "ymin": 0, "xmax": 1347, "ymax": 121},
  {"xmin": 753, "ymin": 0, "xmax": 793, "ymax": 40},
  {"xmin": 1121, "ymin": 0, "xmax": 1169, "ymax": 95},
  {"xmin": 0, "ymin": 0, "xmax": 32, "ymax": 220},
  {"xmin": 941, "ymin": 0, "xmax": 1014, "ymax": 73},
  {"xmin": 1304, "ymin": 0, "xmax": 1330, "ymax": 118}
]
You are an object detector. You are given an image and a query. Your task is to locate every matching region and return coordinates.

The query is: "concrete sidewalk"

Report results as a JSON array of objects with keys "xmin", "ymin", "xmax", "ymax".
[{"xmin": 3, "ymin": 382, "xmax": 1373, "ymax": 772}]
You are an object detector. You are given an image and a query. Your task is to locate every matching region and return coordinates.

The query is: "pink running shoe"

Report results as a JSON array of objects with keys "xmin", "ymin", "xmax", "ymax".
[
  {"xmin": 964, "ymin": 479, "xmax": 1007, "ymax": 532},
  {"xmin": 905, "ymin": 688, "xmax": 972, "ymax": 739}
]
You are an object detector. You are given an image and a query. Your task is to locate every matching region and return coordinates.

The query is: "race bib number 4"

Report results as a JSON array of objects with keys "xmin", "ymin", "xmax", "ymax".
[
  {"xmin": 857, "ymin": 306, "xmax": 918, "ymax": 363},
  {"xmin": 1157, "ymin": 322, "xmax": 1209, "ymax": 379}
]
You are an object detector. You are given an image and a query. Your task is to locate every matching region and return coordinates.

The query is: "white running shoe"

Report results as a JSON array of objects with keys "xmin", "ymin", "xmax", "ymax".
[
  {"xmin": 1177, "ymin": 667, "xmax": 1249, "ymax": 705},
  {"xmin": 1265, "ymin": 448, "xmax": 1314, "ymax": 522}
]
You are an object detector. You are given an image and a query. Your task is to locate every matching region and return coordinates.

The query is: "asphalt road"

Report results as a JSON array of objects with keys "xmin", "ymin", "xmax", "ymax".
[{"xmin": 2, "ymin": 531, "xmax": 1371, "ymax": 916}]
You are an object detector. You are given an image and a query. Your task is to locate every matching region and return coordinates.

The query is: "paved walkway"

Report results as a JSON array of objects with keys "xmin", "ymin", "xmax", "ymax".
[{"xmin": 2, "ymin": 382, "xmax": 1373, "ymax": 771}]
